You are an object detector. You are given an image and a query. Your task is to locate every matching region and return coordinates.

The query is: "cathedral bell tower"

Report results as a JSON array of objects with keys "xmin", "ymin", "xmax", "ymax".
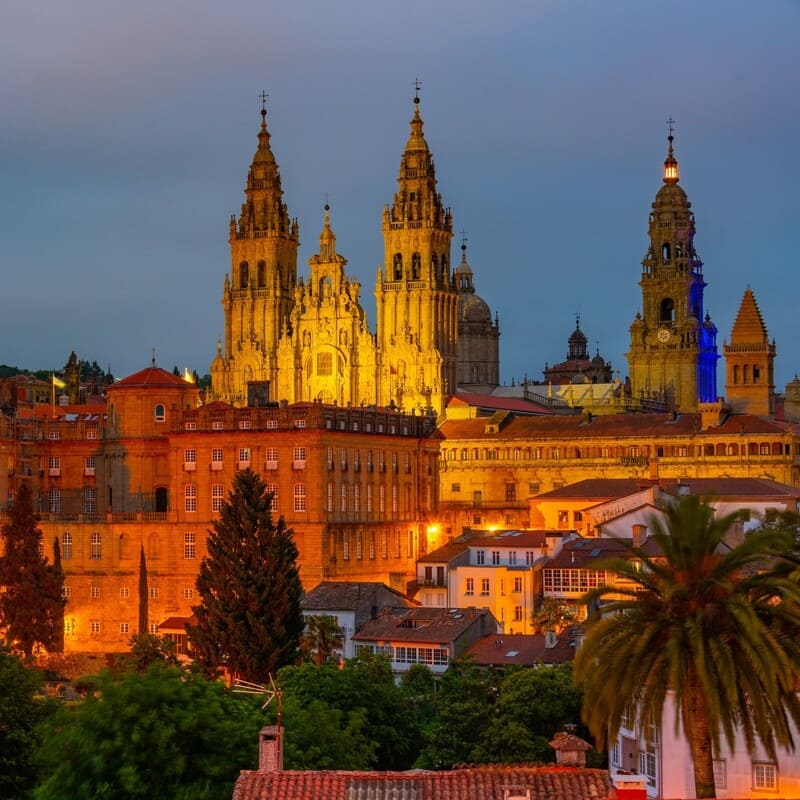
[
  {"xmin": 210, "ymin": 98, "xmax": 300, "ymax": 405},
  {"xmin": 626, "ymin": 127, "xmax": 718, "ymax": 412},
  {"xmin": 375, "ymin": 89, "xmax": 457, "ymax": 414}
]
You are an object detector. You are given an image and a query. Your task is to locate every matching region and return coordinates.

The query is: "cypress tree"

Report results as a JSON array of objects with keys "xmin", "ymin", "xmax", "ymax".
[
  {"xmin": 0, "ymin": 483, "xmax": 65, "ymax": 656},
  {"xmin": 189, "ymin": 470, "xmax": 303, "ymax": 682},
  {"xmin": 51, "ymin": 536, "xmax": 65, "ymax": 652}
]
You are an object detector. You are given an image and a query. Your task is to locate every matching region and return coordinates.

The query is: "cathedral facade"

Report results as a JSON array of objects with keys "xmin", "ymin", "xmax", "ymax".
[{"xmin": 210, "ymin": 96, "xmax": 499, "ymax": 415}]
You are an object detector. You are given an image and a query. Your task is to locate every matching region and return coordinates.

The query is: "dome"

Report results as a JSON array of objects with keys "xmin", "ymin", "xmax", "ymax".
[
  {"xmin": 568, "ymin": 326, "xmax": 587, "ymax": 347},
  {"xmin": 591, "ymin": 352, "xmax": 606, "ymax": 367},
  {"xmin": 459, "ymin": 293, "xmax": 492, "ymax": 323},
  {"xmin": 652, "ymin": 182, "xmax": 690, "ymax": 211}
]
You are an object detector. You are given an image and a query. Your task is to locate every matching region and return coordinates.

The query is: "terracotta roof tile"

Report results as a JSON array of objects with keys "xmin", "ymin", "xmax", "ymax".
[
  {"xmin": 352, "ymin": 607, "xmax": 495, "ymax": 644},
  {"xmin": 465, "ymin": 633, "xmax": 576, "ymax": 667},
  {"xmin": 450, "ymin": 392, "xmax": 556, "ymax": 415},
  {"xmin": 233, "ymin": 765, "xmax": 613, "ymax": 800},
  {"xmin": 301, "ymin": 582, "xmax": 417, "ymax": 611},
  {"xmin": 111, "ymin": 366, "xmax": 194, "ymax": 389}
]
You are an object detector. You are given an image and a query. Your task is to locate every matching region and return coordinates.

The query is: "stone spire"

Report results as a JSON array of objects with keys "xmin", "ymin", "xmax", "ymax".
[
  {"xmin": 730, "ymin": 287, "xmax": 769, "ymax": 344},
  {"xmin": 663, "ymin": 117, "xmax": 679, "ymax": 184}
]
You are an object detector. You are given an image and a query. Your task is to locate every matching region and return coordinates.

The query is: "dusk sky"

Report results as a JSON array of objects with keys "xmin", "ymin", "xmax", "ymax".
[{"xmin": 1, "ymin": 1, "xmax": 798, "ymax": 390}]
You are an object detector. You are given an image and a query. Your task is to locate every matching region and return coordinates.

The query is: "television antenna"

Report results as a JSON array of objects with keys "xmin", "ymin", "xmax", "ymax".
[{"xmin": 233, "ymin": 674, "xmax": 283, "ymax": 720}]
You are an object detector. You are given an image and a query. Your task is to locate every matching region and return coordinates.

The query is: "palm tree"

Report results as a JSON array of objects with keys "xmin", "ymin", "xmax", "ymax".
[
  {"xmin": 300, "ymin": 614, "xmax": 344, "ymax": 665},
  {"xmin": 574, "ymin": 494, "xmax": 800, "ymax": 799}
]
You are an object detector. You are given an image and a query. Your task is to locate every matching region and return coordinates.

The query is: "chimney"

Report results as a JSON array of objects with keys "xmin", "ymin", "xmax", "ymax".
[
  {"xmin": 548, "ymin": 725, "xmax": 591, "ymax": 766},
  {"xmin": 258, "ymin": 725, "xmax": 283, "ymax": 772},
  {"xmin": 545, "ymin": 630, "xmax": 557, "ymax": 649},
  {"xmin": 631, "ymin": 524, "xmax": 647, "ymax": 548}
]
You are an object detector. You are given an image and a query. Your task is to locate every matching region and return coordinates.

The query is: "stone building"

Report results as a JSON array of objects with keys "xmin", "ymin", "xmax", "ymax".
[
  {"xmin": 210, "ymin": 94, "xmax": 498, "ymax": 416},
  {"xmin": 626, "ymin": 131, "xmax": 719, "ymax": 412},
  {"xmin": 543, "ymin": 316, "xmax": 612, "ymax": 386}
]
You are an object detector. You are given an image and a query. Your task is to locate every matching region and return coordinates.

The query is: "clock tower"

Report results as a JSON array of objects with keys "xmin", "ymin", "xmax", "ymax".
[{"xmin": 626, "ymin": 128, "xmax": 718, "ymax": 412}]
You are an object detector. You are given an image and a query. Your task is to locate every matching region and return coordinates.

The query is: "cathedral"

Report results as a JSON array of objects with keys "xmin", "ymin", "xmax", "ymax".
[{"xmin": 209, "ymin": 94, "xmax": 500, "ymax": 415}]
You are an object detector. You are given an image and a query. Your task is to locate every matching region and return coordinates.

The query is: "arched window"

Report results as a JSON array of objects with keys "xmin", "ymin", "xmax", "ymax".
[
  {"xmin": 743, "ymin": 365, "xmax": 749, "ymax": 384},
  {"xmin": 257, "ymin": 260, "xmax": 266, "ymax": 288},
  {"xmin": 154, "ymin": 404, "xmax": 166, "ymax": 422},
  {"xmin": 662, "ymin": 242, "xmax": 671, "ymax": 262},
  {"xmin": 659, "ymin": 298, "xmax": 675, "ymax": 323},
  {"xmin": 753, "ymin": 364, "xmax": 761, "ymax": 384},
  {"xmin": 239, "ymin": 261, "xmax": 249, "ymax": 289},
  {"xmin": 441, "ymin": 254, "xmax": 448, "ymax": 281},
  {"xmin": 733, "ymin": 365, "xmax": 739, "ymax": 385},
  {"xmin": 411, "ymin": 252, "xmax": 421, "ymax": 280},
  {"xmin": 393, "ymin": 253, "xmax": 403, "ymax": 280}
]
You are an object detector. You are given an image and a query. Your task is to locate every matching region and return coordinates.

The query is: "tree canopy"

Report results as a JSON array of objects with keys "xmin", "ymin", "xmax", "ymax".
[
  {"xmin": 574, "ymin": 494, "xmax": 800, "ymax": 798},
  {"xmin": 189, "ymin": 470, "xmax": 303, "ymax": 682},
  {"xmin": 0, "ymin": 483, "xmax": 64, "ymax": 656},
  {"xmin": 299, "ymin": 614, "xmax": 344, "ymax": 665},
  {"xmin": 35, "ymin": 664, "xmax": 263, "ymax": 800}
]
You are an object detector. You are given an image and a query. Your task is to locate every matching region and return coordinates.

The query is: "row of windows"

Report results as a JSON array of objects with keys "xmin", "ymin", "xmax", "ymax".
[
  {"xmin": 184, "ymin": 447, "xmax": 306, "ymax": 466},
  {"xmin": 59, "ymin": 531, "xmax": 199, "ymax": 561},
  {"xmin": 325, "ymin": 482, "xmax": 412, "ymax": 514},
  {"xmin": 184, "ymin": 483, "xmax": 297, "ymax": 512},
  {"xmin": 357, "ymin": 643, "xmax": 449, "ymax": 666},
  {"xmin": 543, "ymin": 569, "xmax": 606, "ymax": 593},
  {"xmin": 337, "ymin": 529, "xmax": 411, "ymax": 561},
  {"xmin": 443, "ymin": 441, "xmax": 792, "ymax": 461},
  {"xmin": 464, "ymin": 576, "xmax": 526, "ymax": 598},
  {"xmin": 64, "ymin": 584, "xmax": 195, "ymax": 600}
]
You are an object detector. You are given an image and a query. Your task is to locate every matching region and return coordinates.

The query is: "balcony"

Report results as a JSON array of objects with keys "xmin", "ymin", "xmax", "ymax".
[
  {"xmin": 183, "ymin": 462, "xmax": 196, "ymax": 472},
  {"xmin": 84, "ymin": 467, "xmax": 96, "ymax": 477},
  {"xmin": 48, "ymin": 467, "xmax": 61, "ymax": 477},
  {"xmin": 237, "ymin": 460, "xmax": 251, "ymax": 471},
  {"xmin": 292, "ymin": 460, "xmax": 306, "ymax": 470},
  {"xmin": 210, "ymin": 462, "xmax": 223, "ymax": 471},
  {"xmin": 353, "ymin": 462, "xmax": 361, "ymax": 472},
  {"xmin": 264, "ymin": 460, "xmax": 278, "ymax": 471}
]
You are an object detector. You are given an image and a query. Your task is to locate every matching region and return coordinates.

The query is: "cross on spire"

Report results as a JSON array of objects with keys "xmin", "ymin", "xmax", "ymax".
[
  {"xmin": 413, "ymin": 77, "xmax": 421, "ymax": 103},
  {"xmin": 666, "ymin": 116, "xmax": 676, "ymax": 137},
  {"xmin": 259, "ymin": 89, "xmax": 269, "ymax": 112},
  {"xmin": 460, "ymin": 228, "xmax": 468, "ymax": 248}
]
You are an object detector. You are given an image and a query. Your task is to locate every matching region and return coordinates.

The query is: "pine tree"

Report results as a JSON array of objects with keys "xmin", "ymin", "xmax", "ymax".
[
  {"xmin": 189, "ymin": 470, "xmax": 303, "ymax": 682},
  {"xmin": 0, "ymin": 483, "xmax": 65, "ymax": 656}
]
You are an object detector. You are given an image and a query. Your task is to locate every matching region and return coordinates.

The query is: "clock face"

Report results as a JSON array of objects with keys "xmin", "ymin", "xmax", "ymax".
[{"xmin": 657, "ymin": 328, "xmax": 671, "ymax": 343}]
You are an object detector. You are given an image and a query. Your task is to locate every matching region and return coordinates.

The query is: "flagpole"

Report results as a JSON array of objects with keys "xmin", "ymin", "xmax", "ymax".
[{"xmin": 51, "ymin": 372, "xmax": 55, "ymax": 417}]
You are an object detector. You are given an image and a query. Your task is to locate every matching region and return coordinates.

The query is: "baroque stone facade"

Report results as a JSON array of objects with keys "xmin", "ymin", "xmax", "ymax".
[{"xmin": 210, "ymin": 95, "xmax": 497, "ymax": 415}]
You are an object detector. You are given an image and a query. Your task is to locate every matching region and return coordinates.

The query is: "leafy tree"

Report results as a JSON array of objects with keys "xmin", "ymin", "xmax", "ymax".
[
  {"xmin": 530, "ymin": 597, "xmax": 578, "ymax": 634},
  {"xmin": 417, "ymin": 656, "xmax": 501, "ymax": 768},
  {"xmin": 0, "ymin": 643, "xmax": 49, "ymax": 799},
  {"xmin": 35, "ymin": 664, "xmax": 263, "ymax": 800},
  {"xmin": 120, "ymin": 633, "xmax": 179, "ymax": 672},
  {"xmin": 300, "ymin": 614, "xmax": 344, "ymax": 664},
  {"xmin": 0, "ymin": 483, "xmax": 64, "ymax": 656},
  {"xmin": 280, "ymin": 696, "xmax": 376, "ymax": 769},
  {"xmin": 189, "ymin": 470, "xmax": 303, "ymax": 682},
  {"xmin": 477, "ymin": 664, "xmax": 585, "ymax": 763},
  {"xmin": 278, "ymin": 654, "xmax": 421, "ymax": 770},
  {"xmin": 574, "ymin": 494, "xmax": 800, "ymax": 799}
]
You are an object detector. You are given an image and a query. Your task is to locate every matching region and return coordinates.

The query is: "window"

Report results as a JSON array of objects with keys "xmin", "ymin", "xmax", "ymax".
[
  {"xmin": 90, "ymin": 532, "xmax": 102, "ymax": 560},
  {"xmin": 120, "ymin": 622, "xmax": 129, "ymax": 634},
  {"xmin": 713, "ymin": 759, "xmax": 727, "ymax": 790},
  {"xmin": 154, "ymin": 404, "xmax": 165, "ymax": 422},
  {"xmin": 62, "ymin": 585, "xmax": 71, "ymax": 598},
  {"xmin": 211, "ymin": 484, "xmax": 224, "ymax": 512},
  {"xmin": 61, "ymin": 532, "xmax": 73, "ymax": 559},
  {"xmin": 529, "ymin": 482, "xmax": 540, "ymax": 494},
  {"xmin": 505, "ymin": 483, "xmax": 516, "ymax": 501},
  {"xmin": 451, "ymin": 482, "xmax": 461, "ymax": 492},
  {"xmin": 85, "ymin": 455, "xmax": 96, "ymax": 475},
  {"xmin": 184, "ymin": 532, "xmax": 196, "ymax": 559},
  {"xmin": 149, "ymin": 623, "xmax": 159, "ymax": 635},
  {"xmin": 379, "ymin": 484, "xmax": 385, "ymax": 513},
  {"xmin": 149, "ymin": 587, "xmax": 159, "ymax": 599},
  {"xmin": 341, "ymin": 484, "xmax": 348, "ymax": 513},
  {"xmin": 492, "ymin": 550, "xmax": 500, "ymax": 565},
  {"xmin": 354, "ymin": 484, "xmax": 360, "ymax": 513},
  {"xmin": 212, "ymin": 419, "xmax": 223, "ymax": 431},
  {"xmin": 211, "ymin": 448, "xmax": 223, "ymax": 469},
  {"xmin": 185, "ymin": 484, "xmax": 197, "ymax": 512},
  {"xmin": 293, "ymin": 447, "xmax": 306, "ymax": 468},
  {"xmin": 265, "ymin": 447, "xmax": 278, "ymax": 469},
  {"xmin": 327, "ymin": 482, "xmax": 334, "ymax": 513},
  {"xmin": 294, "ymin": 484, "xmax": 307, "ymax": 512},
  {"xmin": 49, "ymin": 488, "xmax": 61, "ymax": 514},
  {"xmin": 90, "ymin": 620, "xmax": 101, "ymax": 635},
  {"xmin": 476, "ymin": 549, "xmax": 485, "ymax": 565},
  {"xmin": 356, "ymin": 530, "xmax": 363, "ymax": 559},
  {"xmin": 48, "ymin": 456, "xmax": 61, "ymax": 475},
  {"xmin": 265, "ymin": 483, "xmax": 278, "ymax": 512},
  {"xmin": 526, "ymin": 551, "xmax": 536, "ymax": 566},
  {"xmin": 465, "ymin": 578, "xmax": 474, "ymax": 596},
  {"xmin": 90, "ymin": 586, "xmax": 100, "ymax": 598},
  {"xmin": 120, "ymin": 587, "xmax": 130, "ymax": 599},
  {"xmin": 509, "ymin": 551, "xmax": 517, "ymax": 565},
  {"xmin": 513, "ymin": 576, "xmax": 523, "ymax": 593},
  {"xmin": 513, "ymin": 606, "xmax": 523, "ymax": 621},
  {"xmin": 367, "ymin": 485, "xmax": 373, "ymax": 513},
  {"xmin": 752, "ymin": 762, "xmax": 777, "ymax": 791},
  {"xmin": 183, "ymin": 588, "xmax": 194, "ymax": 599},
  {"xmin": 86, "ymin": 424, "xmax": 98, "ymax": 439},
  {"xmin": 184, "ymin": 421, "xmax": 196, "ymax": 431},
  {"xmin": 391, "ymin": 485, "xmax": 398, "ymax": 513},
  {"xmin": 266, "ymin": 418, "xmax": 278, "ymax": 429},
  {"xmin": 238, "ymin": 447, "xmax": 251, "ymax": 467},
  {"xmin": 557, "ymin": 510, "xmax": 569, "ymax": 528},
  {"xmin": 184, "ymin": 449, "xmax": 196, "ymax": 469},
  {"xmin": 83, "ymin": 487, "xmax": 97, "ymax": 513},
  {"xmin": 293, "ymin": 418, "xmax": 306, "ymax": 429},
  {"xmin": 480, "ymin": 578, "xmax": 490, "ymax": 596},
  {"xmin": 238, "ymin": 419, "xmax": 251, "ymax": 430}
]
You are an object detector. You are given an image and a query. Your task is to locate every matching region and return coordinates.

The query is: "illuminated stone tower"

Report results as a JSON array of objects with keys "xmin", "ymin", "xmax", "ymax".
[
  {"xmin": 210, "ymin": 99, "xmax": 299, "ymax": 404},
  {"xmin": 375, "ymin": 91, "xmax": 458, "ymax": 414},
  {"xmin": 724, "ymin": 288, "xmax": 775, "ymax": 416},
  {"xmin": 626, "ymin": 128, "xmax": 718, "ymax": 412},
  {"xmin": 275, "ymin": 205, "xmax": 378, "ymax": 404}
]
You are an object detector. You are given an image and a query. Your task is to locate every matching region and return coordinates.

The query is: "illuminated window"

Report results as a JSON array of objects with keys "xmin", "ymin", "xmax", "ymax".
[
  {"xmin": 327, "ymin": 482, "xmax": 334, "ymax": 513},
  {"xmin": 211, "ymin": 484, "xmax": 224, "ymax": 512},
  {"xmin": 120, "ymin": 587, "xmax": 130, "ymax": 599},
  {"xmin": 83, "ymin": 487, "xmax": 97, "ymax": 514},
  {"xmin": 367, "ymin": 485, "xmax": 373, "ymax": 513},
  {"xmin": 62, "ymin": 585, "xmax": 71, "ymax": 599},
  {"xmin": 49, "ymin": 488, "xmax": 61, "ymax": 514},
  {"xmin": 480, "ymin": 578, "xmax": 490, "ymax": 596},
  {"xmin": 185, "ymin": 484, "xmax": 197, "ymax": 512},
  {"xmin": 465, "ymin": 578, "xmax": 474, "ymax": 596},
  {"xmin": 90, "ymin": 586, "xmax": 100, "ymax": 598},
  {"xmin": 120, "ymin": 622, "xmax": 129, "ymax": 634},
  {"xmin": 379, "ymin": 484, "xmax": 385, "ymax": 513},
  {"xmin": 752, "ymin": 762, "xmax": 777, "ymax": 791},
  {"xmin": 184, "ymin": 532, "xmax": 196, "ymax": 560},
  {"xmin": 61, "ymin": 532, "xmax": 73, "ymax": 559},
  {"xmin": 294, "ymin": 484, "xmax": 307, "ymax": 512},
  {"xmin": 392, "ymin": 485, "xmax": 398, "ymax": 513},
  {"xmin": 90, "ymin": 620, "xmax": 100, "ymax": 635},
  {"xmin": 183, "ymin": 588, "xmax": 194, "ymax": 599},
  {"xmin": 149, "ymin": 587, "xmax": 159, "ymax": 599},
  {"xmin": 265, "ymin": 484, "xmax": 278, "ymax": 512},
  {"xmin": 90, "ymin": 532, "xmax": 102, "ymax": 560}
]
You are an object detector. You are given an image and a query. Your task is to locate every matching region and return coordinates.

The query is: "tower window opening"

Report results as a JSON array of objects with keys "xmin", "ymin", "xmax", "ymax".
[
  {"xmin": 320, "ymin": 276, "xmax": 332, "ymax": 300},
  {"xmin": 441, "ymin": 254, "xmax": 448, "ymax": 281},
  {"xmin": 659, "ymin": 298, "xmax": 675, "ymax": 324},
  {"xmin": 662, "ymin": 243, "xmax": 671, "ymax": 262},
  {"xmin": 257, "ymin": 260, "xmax": 266, "ymax": 288},
  {"xmin": 411, "ymin": 252, "xmax": 421, "ymax": 280},
  {"xmin": 239, "ymin": 261, "xmax": 249, "ymax": 289},
  {"xmin": 733, "ymin": 365, "xmax": 739, "ymax": 385},
  {"xmin": 743, "ymin": 365, "xmax": 750, "ymax": 384},
  {"xmin": 393, "ymin": 253, "xmax": 403, "ymax": 281},
  {"xmin": 753, "ymin": 365, "xmax": 760, "ymax": 384}
]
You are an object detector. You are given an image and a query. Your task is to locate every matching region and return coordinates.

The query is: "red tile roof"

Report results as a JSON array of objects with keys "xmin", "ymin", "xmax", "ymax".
[
  {"xmin": 111, "ymin": 366, "xmax": 194, "ymax": 389},
  {"xmin": 545, "ymin": 538, "xmax": 631, "ymax": 570},
  {"xmin": 417, "ymin": 541, "xmax": 470, "ymax": 564},
  {"xmin": 464, "ymin": 633, "xmax": 576, "ymax": 667},
  {"xmin": 301, "ymin": 582, "xmax": 417, "ymax": 612},
  {"xmin": 449, "ymin": 392, "xmax": 556, "ymax": 415},
  {"xmin": 233, "ymin": 764, "xmax": 613, "ymax": 800},
  {"xmin": 352, "ymin": 607, "xmax": 496, "ymax": 644},
  {"xmin": 468, "ymin": 530, "xmax": 562, "ymax": 549}
]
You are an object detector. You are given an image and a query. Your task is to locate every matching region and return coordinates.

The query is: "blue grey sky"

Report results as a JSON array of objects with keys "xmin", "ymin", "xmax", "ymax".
[{"xmin": 1, "ymin": 1, "xmax": 798, "ymax": 389}]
